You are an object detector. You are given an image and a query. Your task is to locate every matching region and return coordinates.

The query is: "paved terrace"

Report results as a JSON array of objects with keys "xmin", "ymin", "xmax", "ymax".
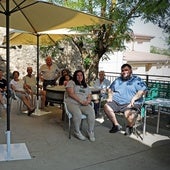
[{"xmin": 0, "ymin": 104, "xmax": 170, "ymax": 170}]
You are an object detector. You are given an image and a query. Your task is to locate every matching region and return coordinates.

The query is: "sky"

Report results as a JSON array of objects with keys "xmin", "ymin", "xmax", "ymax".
[{"xmin": 131, "ymin": 18, "xmax": 169, "ymax": 49}]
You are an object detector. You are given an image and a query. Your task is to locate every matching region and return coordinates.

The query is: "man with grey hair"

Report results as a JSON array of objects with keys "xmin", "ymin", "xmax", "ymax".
[
  {"xmin": 93, "ymin": 70, "xmax": 110, "ymax": 118},
  {"xmin": 23, "ymin": 67, "xmax": 46, "ymax": 110},
  {"xmin": 39, "ymin": 56, "xmax": 60, "ymax": 106}
]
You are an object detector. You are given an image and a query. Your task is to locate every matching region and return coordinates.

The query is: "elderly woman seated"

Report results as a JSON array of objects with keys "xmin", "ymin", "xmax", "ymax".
[{"xmin": 10, "ymin": 71, "xmax": 35, "ymax": 116}]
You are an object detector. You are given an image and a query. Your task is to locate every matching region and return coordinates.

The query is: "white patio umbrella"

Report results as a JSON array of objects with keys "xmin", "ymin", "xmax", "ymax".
[
  {"xmin": 0, "ymin": 0, "xmax": 112, "ymax": 161},
  {"xmin": 3, "ymin": 28, "xmax": 88, "ymax": 45},
  {"xmin": 3, "ymin": 31, "xmax": 64, "ymax": 45},
  {"xmin": 0, "ymin": 0, "xmax": 112, "ymax": 32}
]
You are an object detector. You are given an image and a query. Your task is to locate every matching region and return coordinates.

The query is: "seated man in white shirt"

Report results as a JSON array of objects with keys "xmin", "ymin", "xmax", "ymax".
[
  {"xmin": 23, "ymin": 67, "xmax": 46, "ymax": 110},
  {"xmin": 93, "ymin": 71, "xmax": 110, "ymax": 118}
]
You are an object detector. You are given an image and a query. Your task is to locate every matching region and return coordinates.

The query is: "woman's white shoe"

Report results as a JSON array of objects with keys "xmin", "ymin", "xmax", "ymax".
[
  {"xmin": 74, "ymin": 131, "xmax": 86, "ymax": 141},
  {"xmin": 87, "ymin": 131, "xmax": 95, "ymax": 142}
]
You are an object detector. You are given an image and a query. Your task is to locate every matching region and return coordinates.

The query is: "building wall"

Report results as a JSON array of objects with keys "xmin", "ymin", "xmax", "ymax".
[
  {"xmin": 125, "ymin": 40, "xmax": 151, "ymax": 52},
  {"xmin": 131, "ymin": 63, "xmax": 170, "ymax": 76},
  {"xmin": 99, "ymin": 34, "xmax": 170, "ymax": 77},
  {"xmin": 99, "ymin": 51, "xmax": 123, "ymax": 72},
  {"xmin": 133, "ymin": 41, "xmax": 151, "ymax": 52}
]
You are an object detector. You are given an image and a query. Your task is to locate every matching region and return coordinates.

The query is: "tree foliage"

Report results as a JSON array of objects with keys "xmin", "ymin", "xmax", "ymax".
[
  {"xmin": 44, "ymin": 0, "xmax": 170, "ymax": 83},
  {"xmin": 151, "ymin": 46, "xmax": 170, "ymax": 56}
]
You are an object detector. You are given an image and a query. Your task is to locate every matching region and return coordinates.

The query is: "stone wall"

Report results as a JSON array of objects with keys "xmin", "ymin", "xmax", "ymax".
[
  {"xmin": 0, "ymin": 28, "xmax": 45, "ymax": 78},
  {"xmin": 0, "ymin": 27, "xmax": 83, "ymax": 79}
]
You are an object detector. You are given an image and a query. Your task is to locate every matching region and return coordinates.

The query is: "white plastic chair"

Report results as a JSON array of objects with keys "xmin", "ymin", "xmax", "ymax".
[
  {"xmin": 10, "ymin": 90, "xmax": 24, "ymax": 114},
  {"xmin": 0, "ymin": 92, "xmax": 7, "ymax": 115},
  {"xmin": 63, "ymin": 102, "xmax": 94, "ymax": 139}
]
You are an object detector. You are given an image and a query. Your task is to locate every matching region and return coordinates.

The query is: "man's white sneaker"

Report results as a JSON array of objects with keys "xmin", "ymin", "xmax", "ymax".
[
  {"xmin": 74, "ymin": 131, "xmax": 86, "ymax": 141},
  {"xmin": 87, "ymin": 131, "xmax": 95, "ymax": 142}
]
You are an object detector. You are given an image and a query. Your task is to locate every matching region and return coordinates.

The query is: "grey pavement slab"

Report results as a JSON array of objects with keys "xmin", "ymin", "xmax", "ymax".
[{"xmin": 0, "ymin": 106, "xmax": 170, "ymax": 170}]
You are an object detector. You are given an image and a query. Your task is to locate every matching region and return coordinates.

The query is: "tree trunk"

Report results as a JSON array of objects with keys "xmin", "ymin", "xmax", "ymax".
[{"xmin": 85, "ymin": 53, "xmax": 102, "ymax": 85}]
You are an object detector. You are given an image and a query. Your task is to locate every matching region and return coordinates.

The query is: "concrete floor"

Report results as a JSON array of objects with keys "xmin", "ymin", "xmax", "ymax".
[{"xmin": 0, "ymin": 104, "xmax": 170, "ymax": 170}]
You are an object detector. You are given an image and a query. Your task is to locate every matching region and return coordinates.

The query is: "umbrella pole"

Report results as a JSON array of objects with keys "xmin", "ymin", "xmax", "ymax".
[
  {"xmin": 6, "ymin": 0, "xmax": 11, "ymax": 159},
  {"xmin": 0, "ymin": 0, "xmax": 31, "ymax": 162},
  {"xmin": 33, "ymin": 34, "xmax": 41, "ymax": 115},
  {"xmin": 33, "ymin": 34, "xmax": 50, "ymax": 116},
  {"xmin": 34, "ymin": 34, "xmax": 41, "ymax": 115},
  {"xmin": 36, "ymin": 34, "xmax": 40, "ymax": 112}
]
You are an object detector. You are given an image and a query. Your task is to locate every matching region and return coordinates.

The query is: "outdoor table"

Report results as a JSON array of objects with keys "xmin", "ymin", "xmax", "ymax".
[
  {"xmin": 46, "ymin": 85, "xmax": 65, "ymax": 103},
  {"xmin": 90, "ymin": 87, "xmax": 101, "ymax": 101},
  {"xmin": 89, "ymin": 87, "xmax": 101, "ymax": 94},
  {"xmin": 46, "ymin": 85, "xmax": 100, "ymax": 98},
  {"xmin": 144, "ymin": 98, "xmax": 170, "ymax": 133},
  {"xmin": 46, "ymin": 86, "xmax": 101, "ymax": 101},
  {"xmin": 46, "ymin": 85, "xmax": 65, "ymax": 120},
  {"xmin": 46, "ymin": 85, "xmax": 100, "ymax": 120}
]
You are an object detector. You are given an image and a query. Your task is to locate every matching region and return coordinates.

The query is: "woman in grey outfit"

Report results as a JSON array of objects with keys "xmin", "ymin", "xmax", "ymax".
[{"xmin": 65, "ymin": 70, "xmax": 95, "ymax": 141}]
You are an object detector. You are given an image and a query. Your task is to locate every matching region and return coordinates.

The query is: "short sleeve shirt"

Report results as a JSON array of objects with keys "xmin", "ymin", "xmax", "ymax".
[
  {"xmin": 10, "ymin": 79, "xmax": 25, "ymax": 92},
  {"xmin": 39, "ymin": 63, "xmax": 59, "ymax": 80},
  {"xmin": 23, "ymin": 75, "xmax": 37, "ymax": 93},
  {"xmin": 94, "ymin": 78, "xmax": 110, "ymax": 89},
  {"xmin": 65, "ymin": 80, "xmax": 91, "ymax": 104},
  {"xmin": 110, "ymin": 75, "xmax": 147, "ymax": 105}
]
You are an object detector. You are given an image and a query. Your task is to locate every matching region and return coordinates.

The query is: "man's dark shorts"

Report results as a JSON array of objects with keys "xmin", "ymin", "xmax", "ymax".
[{"xmin": 106, "ymin": 100, "xmax": 141, "ymax": 114}]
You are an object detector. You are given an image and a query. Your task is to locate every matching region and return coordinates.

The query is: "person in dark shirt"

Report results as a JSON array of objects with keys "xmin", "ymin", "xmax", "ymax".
[
  {"xmin": 59, "ymin": 68, "xmax": 72, "ymax": 86},
  {"xmin": 0, "ymin": 69, "xmax": 7, "ymax": 108}
]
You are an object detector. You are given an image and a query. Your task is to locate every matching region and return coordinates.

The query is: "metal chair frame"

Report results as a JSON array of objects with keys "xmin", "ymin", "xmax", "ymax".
[
  {"xmin": 63, "ymin": 102, "xmax": 94, "ymax": 139},
  {"xmin": 63, "ymin": 102, "xmax": 87, "ymax": 139}
]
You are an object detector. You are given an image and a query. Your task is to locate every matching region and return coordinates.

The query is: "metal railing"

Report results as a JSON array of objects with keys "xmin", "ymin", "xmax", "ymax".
[
  {"xmin": 105, "ymin": 72, "xmax": 170, "ymax": 83},
  {"xmin": 105, "ymin": 72, "xmax": 170, "ymax": 99},
  {"xmin": 105, "ymin": 72, "xmax": 170, "ymax": 112}
]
